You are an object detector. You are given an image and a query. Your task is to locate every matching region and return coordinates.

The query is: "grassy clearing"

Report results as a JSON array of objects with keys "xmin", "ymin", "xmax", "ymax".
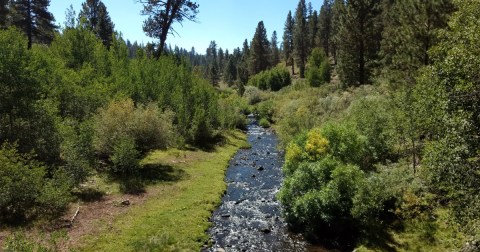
[{"xmin": 77, "ymin": 130, "xmax": 246, "ymax": 252}]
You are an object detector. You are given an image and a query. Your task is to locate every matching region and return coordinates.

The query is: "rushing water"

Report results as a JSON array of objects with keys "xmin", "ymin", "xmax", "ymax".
[{"xmin": 205, "ymin": 118, "xmax": 311, "ymax": 252}]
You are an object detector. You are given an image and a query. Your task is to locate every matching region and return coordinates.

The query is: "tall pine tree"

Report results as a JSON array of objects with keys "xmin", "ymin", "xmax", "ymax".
[
  {"xmin": 318, "ymin": 0, "xmax": 332, "ymax": 57},
  {"xmin": 270, "ymin": 30, "xmax": 280, "ymax": 66},
  {"xmin": 249, "ymin": 20, "xmax": 270, "ymax": 75},
  {"xmin": 293, "ymin": 0, "xmax": 308, "ymax": 78},
  {"xmin": 336, "ymin": 0, "xmax": 382, "ymax": 86},
  {"xmin": 380, "ymin": 0, "xmax": 454, "ymax": 87},
  {"xmin": 79, "ymin": 0, "xmax": 115, "ymax": 48},
  {"xmin": 10, "ymin": 0, "xmax": 57, "ymax": 49},
  {"xmin": 206, "ymin": 40, "xmax": 219, "ymax": 86},
  {"xmin": 308, "ymin": 10, "xmax": 319, "ymax": 51},
  {"xmin": 0, "ymin": 0, "xmax": 8, "ymax": 27},
  {"xmin": 330, "ymin": 0, "xmax": 345, "ymax": 64},
  {"xmin": 283, "ymin": 10, "xmax": 295, "ymax": 75}
]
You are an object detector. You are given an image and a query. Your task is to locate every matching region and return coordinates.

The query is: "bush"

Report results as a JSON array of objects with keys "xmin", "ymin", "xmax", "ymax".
[
  {"xmin": 59, "ymin": 119, "xmax": 95, "ymax": 185},
  {"xmin": 248, "ymin": 66, "xmax": 291, "ymax": 91},
  {"xmin": 218, "ymin": 93, "xmax": 248, "ymax": 130},
  {"xmin": 307, "ymin": 48, "xmax": 330, "ymax": 87},
  {"xmin": 254, "ymin": 99, "xmax": 274, "ymax": 122},
  {"xmin": 110, "ymin": 136, "xmax": 141, "ymax": 177},
  {"xmin": 93, "ymin": 98, "xmax": 173, "ymax": 157},
  {"xmin": 0, "ymin": 143, "xmax": 72, "ymax": 222},
  {"xmin": 278, "ymin": 157, "xmax": 364, "ymax": 237},
  {"xmin": 243, "ymin": 85, "xmax": 262, "ymax": 105},
  {"xmin": 259, "ymin": 118, "xmax": 270, "ymax": 128},
  {"xmin": 321, "ymin": 123, "xmax": 369, "ymax": 169}
]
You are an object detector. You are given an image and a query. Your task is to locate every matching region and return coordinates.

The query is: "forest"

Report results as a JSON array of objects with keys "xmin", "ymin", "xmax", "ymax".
[{"xmin": 0, "ymin": 0, "xmax": 479, "ymax": 251}]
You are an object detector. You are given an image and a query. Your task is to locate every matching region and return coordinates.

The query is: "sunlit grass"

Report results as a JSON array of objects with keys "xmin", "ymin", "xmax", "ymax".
[{"xmin": 77, "ymin": 130, "xmax": 246, "ymax": 251}]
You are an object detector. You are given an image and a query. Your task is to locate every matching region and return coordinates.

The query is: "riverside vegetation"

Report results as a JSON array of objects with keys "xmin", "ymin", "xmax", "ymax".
[{"xmin": 1, "ymin": 0, "xmax": 479, "ymax": 251}]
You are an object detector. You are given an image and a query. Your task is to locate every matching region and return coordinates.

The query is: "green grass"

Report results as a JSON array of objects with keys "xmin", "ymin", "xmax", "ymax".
[{"xmin": 77, "ymin": 130, "xmax": 246, "ymax": 252}]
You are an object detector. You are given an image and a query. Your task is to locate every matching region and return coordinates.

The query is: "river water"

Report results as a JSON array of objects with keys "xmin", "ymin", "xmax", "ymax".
[{"xmin": 205, "ymin": 118, "xmax": 319, "ymax": 252}]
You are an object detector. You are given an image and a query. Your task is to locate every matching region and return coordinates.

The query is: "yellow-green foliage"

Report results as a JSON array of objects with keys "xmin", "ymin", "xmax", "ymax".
[
  {"xmin": 285, "ymin": 142, "xmax": 304, "ymax": 171},
  {"xmin": 305, "ymin": 128, "xmax": 329, "ymax": 160}
]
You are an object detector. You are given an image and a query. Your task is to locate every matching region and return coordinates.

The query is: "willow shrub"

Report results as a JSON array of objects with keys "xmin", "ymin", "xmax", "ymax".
[
  {"xmin": 93, "ymin": 98, "xmax": 174, "ymax": 158},
  {"xmin": 248, "ymin": 66, "xmax": 291, "ymax": 91}
]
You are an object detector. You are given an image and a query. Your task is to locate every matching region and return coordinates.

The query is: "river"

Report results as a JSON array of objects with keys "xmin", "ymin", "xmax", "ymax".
[{"xmin": 205, "ymin": 118, "xmax": 324, "ymax": 252}]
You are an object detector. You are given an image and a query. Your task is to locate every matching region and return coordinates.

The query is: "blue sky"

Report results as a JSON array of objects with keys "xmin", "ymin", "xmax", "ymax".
[{"xmin": 50, "ymin": 0, "xmax": 321, "ymax": 53}]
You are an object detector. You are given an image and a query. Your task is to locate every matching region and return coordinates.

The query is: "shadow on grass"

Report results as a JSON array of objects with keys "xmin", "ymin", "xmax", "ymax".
[
  {"xmin": 72, "ymin": 187, "xmax": 105, "ymax": 202},
  {"xmin": 140, "ymin": 163, "xmax": 187, "ymax": 185}
]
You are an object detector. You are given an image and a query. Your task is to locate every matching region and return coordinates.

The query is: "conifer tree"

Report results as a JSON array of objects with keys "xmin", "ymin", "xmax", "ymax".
[
  {"xmin": 380, "ymin": 0, "xmax": 454, "ymax": 86},
  {"xmin": 283, "ymin": 10, "xmax": 295, "ymax": 75},
  {"xmin": 318, "ymin": 0, "xmax": 332, "ymax": 56},
  {"xmin": 206, "ymin": 40, "xmax": 219, "ymax": 86},
  {"xmin": 79, "ymin": 0, "xmax": 114, "ymax": 48},
  {"xmin": 330, "ymin": 0, "xmax": 345, "ymax": 64},
  {"xmin": 0, "ymin": 0, "xmax": 8, "ymax": 27},
  {"xmin": 10, "ymin": 0, "xmax": 57, "ymax": 49},
  {"xmin": 336, "ymin": 0, "xmax": 382, "ymax": 86},
  {"xmin": 270, "ymin": 30, "xmax": 280, "ymax": 66},
  {"xmin": 293, "ymin": 0, "xmax": 308, "ymax": 78},
  {"xmin": 140, "ymin": 0, "xmax": 199, "ymax": 57},
  {"xmin": 218, "ymin": 47, "xmax": 224, "ymax": 73},
  {"xmin": 308, "ymin": 10, "xmax": 319, "ymax": 51},
  {"xmin": 249, "ymin": 21, "xmax": 270, "ymax": 75}
]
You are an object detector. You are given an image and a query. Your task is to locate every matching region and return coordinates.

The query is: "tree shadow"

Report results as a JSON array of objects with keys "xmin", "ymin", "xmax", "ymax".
[
  {"xmin": 140, "ymin": 163, "xmax": 187, "ymax": 185},
  {"xmin": 195, "ymin": 134, "xmax": 227, "ymax": 152},
  {"xmin": 72, "ymin": 187, "xmax": 105, "ymax": 202}
]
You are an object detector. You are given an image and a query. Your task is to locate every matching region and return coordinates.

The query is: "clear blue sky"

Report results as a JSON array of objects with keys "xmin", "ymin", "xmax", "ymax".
[{"xmin": 50, "ymin": 0, "xmax": 321, "ymax": 53}]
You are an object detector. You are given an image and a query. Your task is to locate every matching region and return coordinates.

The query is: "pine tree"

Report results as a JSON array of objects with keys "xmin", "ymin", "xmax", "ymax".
[
  {"xmin": 380, "ymin": 0, "xmax": 454, "ymax": 86},
  {"xmin": 206, "ymin": 40, "xmax": 219, "ymax": 86},
  {"xmin": 218, "ymin": 47, "xmax": 224, "ymax": 73},
  {"xmin": 0, "ymin": 0, "xmax": 8, "ymax": 27},
  {"xmin": 308, "ymin": 10, "xmax": 319, "ymax": 51},
  {"xmin": 79, "ymin": 0, "xmax": 114, "ymax": 48},
  {"xmin": 140, "ymin": 0, "xmax": 199, "ymax": 57},
  {"xmin": 293, "ymin": 0, "xmax": 308, "ymax": 78},
  {"xmin": 330, "ymin": 0, "xmax": 345, "ymax": 64},
  {"xmin": 283, "ymin": 11, "xmax": 295, "ymax": 75},
  {"xmin": 10, "ymin": 0, "xmax": 57, "ymax": 49},
  {"xmin": 270, "ymin": 30, "xmax": 280, "ymax": 66},
  {"xmin": 249, "ymin": 21, "xmax": 270, "ymax": 75},
  {"xmin": 336, "ymin": 0, "xmax": 382, "ymax": 86},
  {"xmin": 318, "ymin": 0, "xmax": 332, "ymax": 56},
  {"xmin": 223, "ymin": 57, "xmax": 237, "ymax": 86}
]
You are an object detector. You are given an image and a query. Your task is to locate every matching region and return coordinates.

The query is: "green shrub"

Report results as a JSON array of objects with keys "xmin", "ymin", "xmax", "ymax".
[
  {"xmin": 346, "ymin": 96, "xmax": 395, "ymax": 163},
  {"xmin": 0, "ymin": 143, "xmax": 72, "ymax": 222},
  {"xmin": 254, "ymin": 99, "xmax": 274, "ymax": 122},
  {"xmin": 248, "ymin": 66, "xmax": 291, "ymax": 91},
  {"xmin": 110, "ymin": 136, "xmax": 141, "ymax": 177},
  {"xmin": 0, "ymin": 143, "xmax": 45, "ymax": 221},
  {"xmin": 218, "ymin": 93, "xmax": 248, "ymax": 130},
  {"xmin": 259, "ymin": 118, "xmax": 270, "ymax": 128},
  {"xmin": 93, "ymin": 98, "xmax": 174, "ymax": 157},
  {"xmin": 279, "ymin": 157, "xmax": 364, "ymax": 236},
  {"xmin": 321, "ymin": 123, "xmax": 369, "ymax": 169},
  {"xmin": 307, "ymin": 48, "xmax": 330, "ymax": 87},
  {"xmin": 59, "ymin": 119, "xmax": 95, "ymax": 185},
  {"xmin": 243, "ymin": 85, "xmax": 263, "ymax": 105}
]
